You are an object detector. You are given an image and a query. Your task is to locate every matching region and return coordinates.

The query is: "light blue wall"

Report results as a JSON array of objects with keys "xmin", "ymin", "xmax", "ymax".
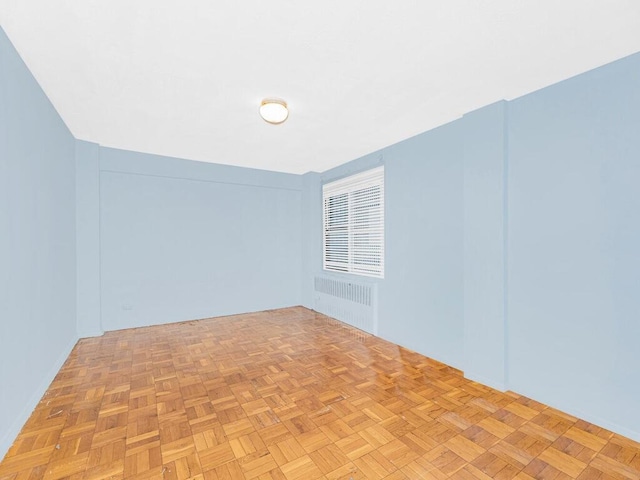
[
  {"xmin": 462, "ymin": 101, "xmax": 508, "ymax": 390},
  {"xmin": 383, "ymin": 123, "xmax": 464, "ymax": 369},
  {"xmin": 76, "ymin": 140, "xmax": 102, "ymax": 337},
  {"xmin": 507, "ymin": 53, "xmax": 640, "ymax": 440},
  {"xmin": 0, "ymin": 29, "xmax": 77, "ymax": 458},
  {"xmin": 300, "ymin": 172, "xmax": 321, "ymax": 308},
  {"xmin": 98, "ymin": 148, "xmax": 303, "ymax": 330},
  {"xmin": 304, "ymin": 121, "xmax": 465, "ymax": 370}
]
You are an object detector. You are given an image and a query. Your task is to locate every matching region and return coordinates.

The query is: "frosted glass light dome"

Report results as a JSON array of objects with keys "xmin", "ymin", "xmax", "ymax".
[{"xmin": 260, "ymin": 98, "xmax": 289, "ymax": 124}]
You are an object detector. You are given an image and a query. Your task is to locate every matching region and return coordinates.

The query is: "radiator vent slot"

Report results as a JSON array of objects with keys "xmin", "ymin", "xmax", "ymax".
[{"xmin": 313, "ymin": 276, "xmax": 378, "ymax": 334}]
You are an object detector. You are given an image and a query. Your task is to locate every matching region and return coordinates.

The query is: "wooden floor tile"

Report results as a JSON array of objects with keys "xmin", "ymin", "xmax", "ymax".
[{"xmin": 1, "ymin": 307, "xmax": 639, "ymax": 479}]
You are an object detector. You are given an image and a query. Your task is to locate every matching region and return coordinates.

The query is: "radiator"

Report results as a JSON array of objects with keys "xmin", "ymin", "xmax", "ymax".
[{"xmin": 313, "ymin": 276, "xmax": 378, "ymax": 335}]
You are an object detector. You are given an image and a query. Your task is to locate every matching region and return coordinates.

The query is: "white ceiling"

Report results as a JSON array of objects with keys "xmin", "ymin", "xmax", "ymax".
[{"xmin": 1, "ymin": 1, "xmax": 639, "ymax": 174}]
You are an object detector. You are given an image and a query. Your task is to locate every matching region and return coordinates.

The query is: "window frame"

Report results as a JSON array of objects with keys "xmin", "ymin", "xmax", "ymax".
[{"xmin": 322, "ymin": 166, "xmax": 385, "ymax": 279}]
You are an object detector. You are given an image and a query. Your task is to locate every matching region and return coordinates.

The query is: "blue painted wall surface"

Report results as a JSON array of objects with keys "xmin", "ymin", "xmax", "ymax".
[
  {"xmin": 99, "ymin": 148, "xmax": 303, "ymax": 330},
  {"xmin": 507, "ymin": 53, "xmax": 640, "ymax": 439},
  {"xmin": 462, "ymin": 101, "xmax": 508, "ymax": 390},
  {"xmin": 307, "ymin": 121, "xmax": 465, "ymax": 370},
  {"xmin": 383, "ymin": 123, "xmax": 464, "ymax": 369},
  {"xmin": 300, "ymin": 172, "xmax": 321, "ymax": 309},
  {"xmin": 0, "ymin": 29, "xmax": 77, "ymax": 458},
  {"xmin": 76, "ymin": 140, "xmax": 102, "ymax": 337}
]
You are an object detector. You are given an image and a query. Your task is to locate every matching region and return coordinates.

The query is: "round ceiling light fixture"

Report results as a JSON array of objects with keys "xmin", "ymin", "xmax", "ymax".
[{"xmin": 259, "ymin": 98, "xmax": 289, "ymax": 124}]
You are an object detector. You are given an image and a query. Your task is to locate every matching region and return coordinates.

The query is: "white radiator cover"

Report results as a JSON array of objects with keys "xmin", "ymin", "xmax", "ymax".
[{"xmin": 313, "ymin": 276, "xmax": 379, "ymax": 335}]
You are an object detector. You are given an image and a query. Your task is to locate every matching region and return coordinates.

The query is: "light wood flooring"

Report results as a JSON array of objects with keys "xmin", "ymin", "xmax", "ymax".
[{"xmin": 1, "ymin": 307, "xmax": 639, "ymax": 479}]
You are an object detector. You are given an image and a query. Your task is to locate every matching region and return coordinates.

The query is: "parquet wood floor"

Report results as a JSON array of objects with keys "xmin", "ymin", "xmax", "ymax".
[{"xmin": 1, "ymin": 307, "xmax": 639, "ymax": 480}]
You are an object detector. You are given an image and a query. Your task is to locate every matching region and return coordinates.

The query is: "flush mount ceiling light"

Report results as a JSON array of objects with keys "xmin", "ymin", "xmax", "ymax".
[{"xmin": 259, "ymin": 98, "xmax": 289, "ymax": 124}]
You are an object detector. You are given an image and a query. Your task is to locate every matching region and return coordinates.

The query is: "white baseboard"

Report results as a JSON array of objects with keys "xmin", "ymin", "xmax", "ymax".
[{"xmin": 0, "ymin": 336, "xmax": 78, "ymax": 461}]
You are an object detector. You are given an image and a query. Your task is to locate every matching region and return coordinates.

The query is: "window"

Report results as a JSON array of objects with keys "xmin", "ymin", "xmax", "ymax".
[{"xmin": 323, "ymin": 166, "xmax": 384, "ymax": 278}]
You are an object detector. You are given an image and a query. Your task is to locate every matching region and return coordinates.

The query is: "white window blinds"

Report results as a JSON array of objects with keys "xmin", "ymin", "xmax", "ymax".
[{"xmin": 323, "ymin": 166, "xmax": 384, "ymax": 278}]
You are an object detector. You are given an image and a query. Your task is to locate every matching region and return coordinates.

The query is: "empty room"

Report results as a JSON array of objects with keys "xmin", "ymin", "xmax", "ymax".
[{"xmin": 1, "ymin": 1, "xmax": 640, "ymax": 479}]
